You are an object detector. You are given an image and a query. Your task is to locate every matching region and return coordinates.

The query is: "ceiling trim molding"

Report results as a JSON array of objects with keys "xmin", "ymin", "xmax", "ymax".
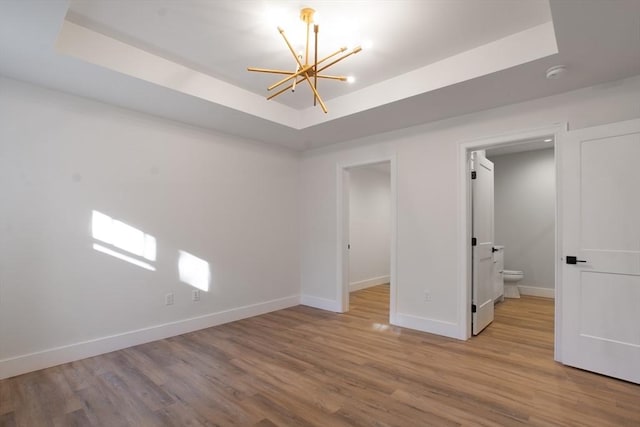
[
  {"xmin": 56, "ymin": 19, "xmax": 557, "ymax": 131},
  {"xmin": 56, "ymin": 20, "xmax": 302, "ymax": 129},
  {"xmin": 300, "ymin": 22, "xmax": 558, "ymax": 128}
]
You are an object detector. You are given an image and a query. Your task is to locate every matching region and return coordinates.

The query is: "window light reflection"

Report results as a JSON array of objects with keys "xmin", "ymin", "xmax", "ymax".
[
  {"xmin": 372, "ymin": 323, "xmax": 390, "ymax": 331},
  {"xmin": 93, "ymin": 244, "xmax": 156, "ymax": 271},
  {"xmin": 178, "ymin": 250, "xmax": 210, "ymax": 292},
  {"xmin": 91, "ymin": 210, "xmax": 156, "ymax": 270}
]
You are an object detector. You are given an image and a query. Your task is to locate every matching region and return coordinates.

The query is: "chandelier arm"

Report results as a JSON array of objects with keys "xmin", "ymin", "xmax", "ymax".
[
  {"xmin": 247, "ymin": 67, "xmax": 298, "ymax": 75},
  {"xmin": 316, "ymin": 75, "xmax": 348, "ymax": 81},
  {"xmin": 277, "ymin": 27, "xmax": 328, "ymax": 113},
  {"xmin": 269, "ymin": 73, "xmax": 347, "ymax": 101},
  {"xmin": 314, "ymin": 24, "xmax": 318, "ymax": 106},
  {"xmin": 267, "ymin": 74, "xmax": 345, "ymax": 100},
  {"xmin": 304, "ymin": 74, "xmax": 327, "ymax": 113},
  {"xmin": 267, "ymin": 82, "xmax": 296, "ymax": 101},
  {"xmin": 315, "ymin": 46, "xmax": 362, "ymax": 75},
  {"xmin": 267, "ymin": 75, "xmax": 312, "ymax": 100},
  {"xmin": 292, "ymin": 63, "xmax": 299, "ymax": 92},
  {"xmin": 267, "ymin": 66, "xmax": 311, "ymax": 91},
  {"xmin": 268, "ymin": 73, "xmax": 326, "ymax": 112},
  {"xmin": 267, "ymin": 47, "xmax": 347, "ymax": 92}
]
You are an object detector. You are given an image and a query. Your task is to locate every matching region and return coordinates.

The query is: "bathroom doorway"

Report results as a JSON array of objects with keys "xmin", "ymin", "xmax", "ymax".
[
  {"xmin": 459, "ymin": 125, "xmax": 562, "ymax": 345},
  {"xmin": 486, "ymin": 142, "xmax": 556, "ymax": 300}
]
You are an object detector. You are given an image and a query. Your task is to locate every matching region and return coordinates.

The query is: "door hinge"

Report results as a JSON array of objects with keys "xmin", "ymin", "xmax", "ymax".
[
  {"xmin": 471, "ymin": 171, "xmax": 477, "ymax": 179},
  {"xmin": 471, "ymin": 304, "xmax": 477, "ymax": 313},
  {"xmin": 471, "ymin": 237, "xmax": 477, "ymax": 246}
]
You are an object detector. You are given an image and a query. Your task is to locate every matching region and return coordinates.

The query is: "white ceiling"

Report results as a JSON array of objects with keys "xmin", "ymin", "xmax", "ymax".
[
  {"xmin": 65, "ymin": 0, "xmax": 552, "ymax": 109},
  {"xmin": 1, "ymin": 1, "xmax": 639, "ymax": 151}
]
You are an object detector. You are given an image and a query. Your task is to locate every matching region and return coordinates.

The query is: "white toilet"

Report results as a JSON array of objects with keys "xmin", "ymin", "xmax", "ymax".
[{"xmin": 503, "ymin": 270, "xmax": 524, "ymax": 298}]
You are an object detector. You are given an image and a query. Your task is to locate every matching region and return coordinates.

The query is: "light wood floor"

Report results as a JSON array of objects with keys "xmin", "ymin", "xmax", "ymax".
[{"xmin": 2, "ymin": 285, "xmax": 639, "ymax": 426}]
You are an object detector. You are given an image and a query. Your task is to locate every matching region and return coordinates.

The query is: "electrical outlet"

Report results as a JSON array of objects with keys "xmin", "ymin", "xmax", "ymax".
[
  {"xmin": 192, "ymin": 289, "xmax": 201, "ymax": 302},
  {"xmin": 165, "ymin": 292, "xmax": 174, "ymax": 306},
  {"xmin": 424, "ymin": 290, "xmax": 432, "ymax": 302}
]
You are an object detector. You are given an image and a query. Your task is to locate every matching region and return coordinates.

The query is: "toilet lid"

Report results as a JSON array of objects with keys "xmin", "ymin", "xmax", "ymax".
[{"xmin": 503, "ymin": 269, "xmax": 523, "ymax": 275}]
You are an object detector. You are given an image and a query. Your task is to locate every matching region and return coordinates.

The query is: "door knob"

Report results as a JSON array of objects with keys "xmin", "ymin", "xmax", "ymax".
[{"xmin": 566, "ymin": 256, "xmax": 587, "ymax": 265}]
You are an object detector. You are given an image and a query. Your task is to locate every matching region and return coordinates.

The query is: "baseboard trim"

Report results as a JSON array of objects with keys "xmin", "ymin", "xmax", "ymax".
[
  {"xmin": 394, "ymin": 313, "xmax": 464, "ymax": 340},
  {"xmin": 0, "ymin": 295, "xmax": 300, "ymax": 380},
  {"xmin": 349, "ymin": 275, "xmax": 390, "ymax": 292},
  {"xmin": 518, "ymin": 285, "xmax": 555, "ymax": 299},
  {"xmin": 300, "ymin": 295, "xmax": 341, "ymax": 312}
]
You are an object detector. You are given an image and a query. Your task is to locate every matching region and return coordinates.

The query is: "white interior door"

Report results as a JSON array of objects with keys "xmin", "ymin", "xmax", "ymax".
[
  {"xmin": 472, "ymin": 151, "xmax": 495, "ymax": 335},
  {"xmin": 561, "ymin": 118, "xmax": 640, "ymax": 384}
]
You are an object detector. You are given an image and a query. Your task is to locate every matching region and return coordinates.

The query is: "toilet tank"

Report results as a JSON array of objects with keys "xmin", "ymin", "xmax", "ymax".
[{"xmin": 493, "ymin": 246, "xmax": 504, "ymax": 300}]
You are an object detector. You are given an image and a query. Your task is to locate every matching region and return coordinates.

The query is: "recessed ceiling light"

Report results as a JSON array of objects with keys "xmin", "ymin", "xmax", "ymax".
[
  {"xmin": 546, "ymin": 65, "xmax": 567, "ymax": 79},
  {"xmin": 347, "ymin": 76, "xmax": 356, "ymax": 83},
  {"xmin": 544, "ymin": 138, "xmax": 553, "ymax": 142}
]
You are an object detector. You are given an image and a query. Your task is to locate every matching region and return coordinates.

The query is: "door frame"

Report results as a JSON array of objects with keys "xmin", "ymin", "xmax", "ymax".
[
  {"xmin": 457, "ymin": 123, "xmax": 566, "ymax": 361},
  {"xmin": 337, "ymin": 155, "xmax": 397, "ymax": 322}
]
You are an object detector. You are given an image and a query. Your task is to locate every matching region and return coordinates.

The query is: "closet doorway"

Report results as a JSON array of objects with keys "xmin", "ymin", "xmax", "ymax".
[{"xmin": 338, "ymin": 158, "xmax": 397, "ymax": 322}]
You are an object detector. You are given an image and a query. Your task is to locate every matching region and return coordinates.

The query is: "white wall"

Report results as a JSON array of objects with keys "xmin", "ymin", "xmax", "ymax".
[
  {"xmin": 348, "ymin": 165, "xmax": 391, "ymax": 291},
  {"xmin": 489, "ymin": 148, "xmax": 555, "ymax": 291},
  {"xmin": 3, "ymin": 73, "xmax": 640, "ymax": 378},
  {"xmin": 0, "ymin": 77, "xmax": 300, "ymax": 378},
  {"xmin": 300, "ymin": 75, "xmax": 640, "ymax": 339}
]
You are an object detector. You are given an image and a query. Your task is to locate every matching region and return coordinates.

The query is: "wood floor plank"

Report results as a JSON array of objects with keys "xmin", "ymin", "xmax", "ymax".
[
  {"xmin": 52, "ymin": 408, "xmax": 93, "ymax": 427},
  {"xmin": 0, "ymin": 377, "xmax": 14, "ymax": 416},
  {"xmin": 2, "ymin": 285, "xmax": 639, "ymax": 426},
  {"xmin": 0, "ymin": 412, "xmax": 16, "ymax": 427}
]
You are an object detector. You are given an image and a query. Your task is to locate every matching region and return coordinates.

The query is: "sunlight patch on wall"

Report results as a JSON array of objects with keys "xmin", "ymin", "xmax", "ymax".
[
  {"xmin": 92, "ymin": 210, "xmax": 157, "ymax": 271},
  {"xmin": 178, "ymin": 250, "xmax": 210, "ymax": 291},
  {"xmin": 92, "ymin": 244, "xmax": 156, "ymax": 271}
]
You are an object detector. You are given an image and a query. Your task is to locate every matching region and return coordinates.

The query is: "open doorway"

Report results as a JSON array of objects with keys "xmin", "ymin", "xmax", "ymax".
[
  {"xmin": 470, "ymin": 139, "xmax": 556, "ymax": 335},
  {"xmin": 478, "ymin": 141, "xmax": 556, "ymax": 335},
  {"xmin": 486, "ymin": 142, "xmax": 556, "ymax": 300},
  {"xmin": 459, "ymin": 124, "xmax": 563, "ymax": 348},
  {"xmin": 338, "ymin": 158, "xmax": 396, "ymax": 322}
]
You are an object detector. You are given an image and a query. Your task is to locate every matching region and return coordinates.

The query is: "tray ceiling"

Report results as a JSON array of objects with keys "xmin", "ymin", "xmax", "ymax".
[{"xmin": 1, "ymin": 0, "xmax": 639, "ymax": 150}]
